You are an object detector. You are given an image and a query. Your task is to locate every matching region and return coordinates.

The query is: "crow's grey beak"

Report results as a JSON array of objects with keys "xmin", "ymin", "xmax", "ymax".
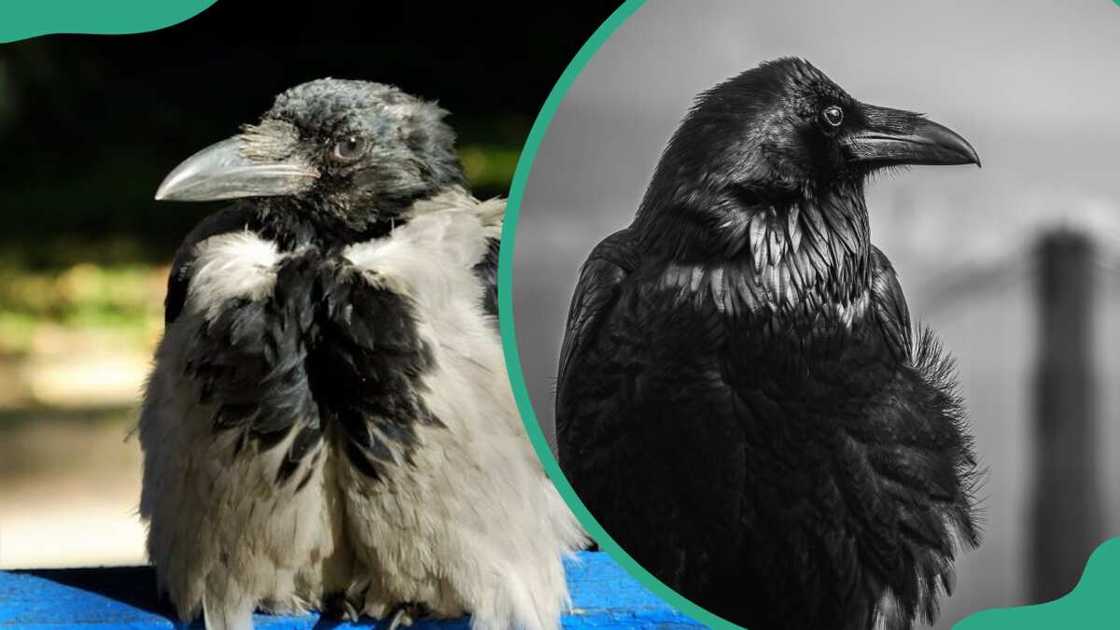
[
  {"xmin": 843, "ymin": 104, "xmax": 980, "ymax": 168},
  {"xmin": 155, "ymin": 135, "xmax": 320, "ymax": 202}
]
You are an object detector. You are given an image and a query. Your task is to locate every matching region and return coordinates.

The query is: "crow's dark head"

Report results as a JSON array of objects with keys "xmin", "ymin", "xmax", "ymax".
[
  {"xmin": 636, "ymin": 58, "xmax": 978, "ymax": 257},
  {"xmin": 156, "ymin": 79, "xmax": 463, "ymax": 230}
]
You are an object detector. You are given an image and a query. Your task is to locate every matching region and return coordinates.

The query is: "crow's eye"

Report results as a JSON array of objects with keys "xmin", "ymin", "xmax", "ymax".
[
  {"xmin": 331, "ymin": 136, "xmax": 366, "ymax": 162},
  {"xmin": 821, "ymin": 105, "xmax": 844, "ymax": 128}
]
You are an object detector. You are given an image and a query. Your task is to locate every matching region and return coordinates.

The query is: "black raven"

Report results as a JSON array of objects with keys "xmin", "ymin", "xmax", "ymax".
[
  {"xmin": 556, "ymin": 58, "xmax": 980, "ymax": 630},
  {"xmin": 139, "ymin": 79, "xmax": 584, "ymax": 630}
]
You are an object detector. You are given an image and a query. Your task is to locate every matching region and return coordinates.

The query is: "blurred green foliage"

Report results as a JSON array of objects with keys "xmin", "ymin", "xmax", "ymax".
[
  {"xmin": 0, "ymin": 262, "xmax": 164, "ymax": 355},
  {"xmin": 461, "ymin": 145, "xmax": 522, "ymax": 192}
]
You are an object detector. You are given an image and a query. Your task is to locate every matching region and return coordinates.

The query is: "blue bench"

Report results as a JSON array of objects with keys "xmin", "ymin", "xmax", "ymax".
[{"xmin": 0, "ymin": 552, "xmax": 702, "ymax": 628}]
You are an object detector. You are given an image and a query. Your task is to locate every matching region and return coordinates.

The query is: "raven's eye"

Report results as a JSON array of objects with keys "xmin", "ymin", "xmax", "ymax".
[
  {"xmin": 821, "ymin": 105, "xmax": 844, "ymax": 128},
  {"xmin": 331, "ymin": 136, "xmax": 366, "ymax": 162}
]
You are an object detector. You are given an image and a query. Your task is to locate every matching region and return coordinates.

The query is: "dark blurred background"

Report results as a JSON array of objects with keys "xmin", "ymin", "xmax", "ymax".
[
  {"xmin": 513, "ymin": 1, "xmax": 1120, "ymax": 627},
  {"xmin": 0, "ymin": 1, "xmax": 619, "ymax": 569}
]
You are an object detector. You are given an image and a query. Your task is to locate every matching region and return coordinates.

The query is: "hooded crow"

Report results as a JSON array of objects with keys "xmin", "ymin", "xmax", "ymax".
[
  {"xmin": 139, "ymin": 79, "xmax": 584, "ymax": 630},
  {"xmin": 556, "ymin": 58, "xmax": 981, "ymax": 630}
]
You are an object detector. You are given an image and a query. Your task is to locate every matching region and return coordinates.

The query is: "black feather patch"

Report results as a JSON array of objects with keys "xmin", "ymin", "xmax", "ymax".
[
  {"xmin": 276, "ymin": 424, "xmax": 323, "ymax": 484},
  {"xmin": 182, "ymin": 245, "xmax": 439, "ymax": 487},
  {"xmin": 184, "ymin": 251, "xmax": 322, "ymax": 483},
  {"xmin": 308, "ymin": 262, "xmax": 439, "ymax": 481},
  {"xmin": 474, "ymin": 237, "xmax": 500, "ymax": 318}
]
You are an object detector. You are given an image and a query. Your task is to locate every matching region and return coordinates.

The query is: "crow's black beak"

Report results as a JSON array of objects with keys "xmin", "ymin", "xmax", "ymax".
[
  {"xmin": 155, "ymin": 124, "xmax": 319, "ymax": 202},
  {"xmin": 842, "ymin": 104, "xmax": 980, "ymax": 168}
]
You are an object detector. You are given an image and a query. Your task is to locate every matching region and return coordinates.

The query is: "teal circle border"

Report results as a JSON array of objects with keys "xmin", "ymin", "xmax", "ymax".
[
  {"xmin": 496, "ymin": 1, "xmax": 1120, "ymax": 629},
  {"xmin": 496, "ymin": 0, "xmax": 738, "ymax": 627}
]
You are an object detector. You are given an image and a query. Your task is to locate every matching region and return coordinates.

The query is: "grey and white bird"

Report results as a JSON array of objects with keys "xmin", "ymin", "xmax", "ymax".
[{"xmin": 138, "ymin": 79, "xmax": 584, "ymax": 630}]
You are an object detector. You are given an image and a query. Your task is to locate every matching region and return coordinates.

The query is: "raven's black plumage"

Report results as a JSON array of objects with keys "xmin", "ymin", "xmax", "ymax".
[{"xmin": 556, "ymin": 58, "xmax": 981, "ymax": 630}]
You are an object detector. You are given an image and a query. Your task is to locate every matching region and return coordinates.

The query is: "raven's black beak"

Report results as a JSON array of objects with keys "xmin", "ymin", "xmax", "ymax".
[
  {"xmin": 155, "ymin": 125, "xmax": 319, "ymax": 201},
  {"xmin": 842, "ymin": 104, "xmax": 980, "ymax": 168}
]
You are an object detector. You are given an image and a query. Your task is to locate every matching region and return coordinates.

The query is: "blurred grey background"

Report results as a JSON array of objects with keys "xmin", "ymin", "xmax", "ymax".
[{"xmin": 512, "ymin": 0, "xmax": 1120, "ymax": 627}]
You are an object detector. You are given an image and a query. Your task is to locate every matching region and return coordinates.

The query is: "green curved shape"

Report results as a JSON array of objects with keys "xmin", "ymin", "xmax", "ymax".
[
  {"xmin": 496, "ymin": 0, "xmax": 740, "ymax": 627},
  {"xmin": 955, "ymin": 538, "xmax": 1120, "ymax": 629},
  {"xmin": 0, "ymin": 0, "xmax": 218, "ymax": 44}
]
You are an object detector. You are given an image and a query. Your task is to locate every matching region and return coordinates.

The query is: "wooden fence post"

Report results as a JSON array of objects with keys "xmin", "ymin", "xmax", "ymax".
[{"xmin": 1030, "ymin": 229, "xmax": 1103, "ymax": 602}]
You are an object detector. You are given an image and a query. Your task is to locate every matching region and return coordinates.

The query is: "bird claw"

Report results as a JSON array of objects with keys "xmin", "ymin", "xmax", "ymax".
[
  {"xmin": 342, "ymin": 599, "xmax": 360, "ymax": 622},
  {"xmin": 384, "ymin": 602, "xmax": 427, "ymax": 630},
  {"xmin": 387, "ymin": 609, "xmax": 412, "ymax": 630},
  {"xmin": 323, "ymin": 591, "xmax": 362, "ymax": 623}
]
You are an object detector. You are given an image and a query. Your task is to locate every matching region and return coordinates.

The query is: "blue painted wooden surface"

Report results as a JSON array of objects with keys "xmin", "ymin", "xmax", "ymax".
[{"xmin": 0, "ymin": 552, "xmax": 703, "ymax": 629}]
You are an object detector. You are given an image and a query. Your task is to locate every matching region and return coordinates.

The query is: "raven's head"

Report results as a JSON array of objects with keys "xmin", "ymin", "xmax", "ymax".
[
  {"xmin": 155, "ymin": 79, "xmax": 463, "ymax": 227},
  {"xmin": 637, "ymin": 58, "xmax": 979, "ymax": 255}
]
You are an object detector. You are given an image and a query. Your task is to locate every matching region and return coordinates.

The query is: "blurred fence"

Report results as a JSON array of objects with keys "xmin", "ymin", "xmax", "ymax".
[
  {"xmin": 915, "ymin": 226, "xmax": 1117, "ymax": 606},
  {"xmin": 1029, "ymin": 231, "xmax": 1105, "ymax": 602}
]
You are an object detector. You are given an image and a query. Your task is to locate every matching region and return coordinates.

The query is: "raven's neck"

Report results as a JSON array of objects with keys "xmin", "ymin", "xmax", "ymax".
[{"xmin": 633, "ymin": 181, "xmax": 873, "ymax": 312}]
